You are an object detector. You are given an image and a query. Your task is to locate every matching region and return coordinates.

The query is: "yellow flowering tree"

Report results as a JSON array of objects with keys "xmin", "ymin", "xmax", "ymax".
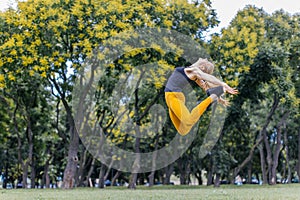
[
  {"xmin": 210, "ymin": 7, "xmax": 300, "ymax": 185},
  {"xmin": 210, "ymin": 5, "xmax": 266, "ymax": 87},
  {"xmin": 0, "ymin": 0, "xmax": 219, "ymax": 189}
]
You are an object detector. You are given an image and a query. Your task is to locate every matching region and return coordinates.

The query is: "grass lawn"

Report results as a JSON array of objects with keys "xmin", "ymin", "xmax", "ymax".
[{"xmin": 1, "ymin": 184, "xmax": 300, "ymax": 200}]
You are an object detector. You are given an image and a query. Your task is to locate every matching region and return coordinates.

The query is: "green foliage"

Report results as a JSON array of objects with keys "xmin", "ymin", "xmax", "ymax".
[
  {"xmin": 209, "ymin": 5, "xmax": 300, "ymax": 184},
  {"xmin": 210, "ymin": 5, "xmax": 266, "ymax": 88},
  {"xmin": 0, "ymin": 0, "xmax": 220, "ymax": 187},
  {"xmin": 0, "ymin": 0, "xmax": 299, "ymax": 188}
]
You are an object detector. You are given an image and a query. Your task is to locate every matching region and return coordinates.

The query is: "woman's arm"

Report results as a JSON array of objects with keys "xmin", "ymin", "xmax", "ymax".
[
  {"xmin": 185, "ymin": 67, "xmax": 238, "ymax": 95},
  {"xmin": 185, "ymin": 67, "xmax": 224, "ymax": 86}
]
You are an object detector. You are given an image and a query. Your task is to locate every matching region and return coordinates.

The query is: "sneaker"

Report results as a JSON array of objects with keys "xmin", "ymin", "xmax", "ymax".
[{"xmin": 206, "ymin": 86, "xmax": 224, "ymax": 97}]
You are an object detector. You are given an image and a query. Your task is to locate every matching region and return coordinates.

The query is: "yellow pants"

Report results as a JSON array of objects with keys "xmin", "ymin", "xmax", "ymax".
[{"xmin": 165, "ymin": 92, "xmax": 213, "ymax": 136}]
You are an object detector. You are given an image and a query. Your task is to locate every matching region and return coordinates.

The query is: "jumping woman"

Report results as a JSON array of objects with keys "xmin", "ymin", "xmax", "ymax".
[{"xmin": 165, "ymin": 58, "xmax": 238, "ymax": 136}]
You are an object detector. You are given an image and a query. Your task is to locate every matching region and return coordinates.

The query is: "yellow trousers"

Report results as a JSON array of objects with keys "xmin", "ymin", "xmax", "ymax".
[{"xmin": 165, "ymin": 92, "xmax": 213, "ymax": 136}]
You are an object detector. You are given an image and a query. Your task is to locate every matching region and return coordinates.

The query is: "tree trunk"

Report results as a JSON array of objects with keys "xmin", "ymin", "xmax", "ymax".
[
  {"xmin": 42, "ymin": 146, "xmax": 52, "ymax": 188},
  {"xmin": 263, "ymin": 124, "xmax": 273, "ymax": 184},
  {"xmin": 43, "ymin": 163, "xmax": 50, "ymax": 188},
  {"xmin": 163, "ymin": 163, "xmax": 174, "ymax": 185},
  {"xmin": 13, "ymin": 103, "xmax": 26, "ymax": 189},
  {"xmin": 207, "ymin": 156, "xmax": 213, "ymax": 186},
  {"xmin": 98, "ymin": 164, "xmax": 106, "ymax": 188},
  {"xmin": 30, "ymin": 158, "xmax": 36, "ymax": 189},
  {"xmin": 148, "ymin": 171, "xmax": 155, "ymax": 187},
  {"xmin": 22, "ymin": 118, "xmax": 34, "ymax": 189},
  {"xmin": 27, "ymin": 126, "xmax": 34, "ymax": 188},
  {"xmin": 259, "ymin": 142, "xmax": 267, "ymax": 184},
  {"xmin": 177, "ymin": 158, "xmax": 191, "ymax": 185},
  {"xmin": 85, "ymin": 158, "xmax": 95, "ymax": 187},
  {"xmin": 62, "ymin": 123, "xmax": 79, "ymax": 189},
  {"xmin": 30, "ymin": 126, "xmax": 36, "ymax": 189},
  {"xmin": 128, "ymin": 116, "xmax": 142, "ymax": 189},
  {"xmin": 148, "ymin": 133, "xmax": 160, "ymax": 187},
  {"xmin": 232, "ymin": 95, "xmax": 279, "ymax": 184},
  {"xmin": 14, "ymin": 105, "xmax": 23, "ymax": 188},
  {"xmin": 270, "ymin": 127, "xmax": 282, "ymax": 185},
  {"xmin": 111, "ymin": 171, "xmax": 121, "ymax": 186},
  {"xmin": 259, "ymin": 94, "xmax": 279, "ymax": 184},
  {"xmin": 194, "ymin": 169, "xmax": 203, "ymax": 185},
  {"xmin": 297, "ymin": 126, "xmax": 300, "ymax": 183},
  {"xmin": 177, "ymin": 158, "xmax": 188, "ymax": 185},
  {"xmin": 51, "ymin": 76, "xmax": 80, "ymax": 189},
  {"xmin": 233, "ymin": 133, "xmax": 263, "ymax": 181},
  {"xmin": 77, "ymin": 149, "xmax": 90, "ymax": 187},
  {"xmin": 22, "ymin": 162, "xmax": 29, "ymax": 189},
  {"xmin": 270, "ymin": 111, "xmax": 289, "ymax": 185},
  {"xmin": 128, "ymin": 137, "xmax": 140, "ymax": 189},
  {"xmin": 62, "ymin": 98, "xmax": 79, "ymax": 189},
  {"xmin": 128, "ymin": 173, "xmax": 138, "ymax": 189},
  {"xmin": 214, "ymin": 173, "xmax": 221, "ymax": 187},
  {"xmin": 247, "ymin": 163, "xmax": 252, "ymax": 184},
  {"xmin": 283, "ymin": 118, "xmax": 291, "ymax": 183}
]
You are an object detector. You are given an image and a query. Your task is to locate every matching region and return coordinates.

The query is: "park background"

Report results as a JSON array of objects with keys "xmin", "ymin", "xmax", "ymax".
[{"xmin": 0, "ymin": 0, "xmax": 299, "ymax": 193}]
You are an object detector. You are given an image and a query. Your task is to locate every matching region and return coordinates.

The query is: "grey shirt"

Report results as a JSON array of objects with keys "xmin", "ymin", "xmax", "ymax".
[{"xmin": 165, "ymin": 67, "xmax": 194, "ymax": 92}]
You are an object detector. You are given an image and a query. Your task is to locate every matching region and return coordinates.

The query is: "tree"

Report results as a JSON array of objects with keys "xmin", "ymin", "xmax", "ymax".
[
  {"xmin": 0, "ymin": 0, "xmax": 219, "ymax": 189},
  {"xmin": 209, "ymin": 5, "xmax": 267, "ymax": 184},
  {"xmin": 209, "ymin": 7, "xmax": 299, "ymax": 185}
]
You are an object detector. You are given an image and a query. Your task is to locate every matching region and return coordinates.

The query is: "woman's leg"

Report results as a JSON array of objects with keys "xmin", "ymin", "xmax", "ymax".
[{"xmin": 165, "ymin": 92, "xmax": 213, "ymax": 135}]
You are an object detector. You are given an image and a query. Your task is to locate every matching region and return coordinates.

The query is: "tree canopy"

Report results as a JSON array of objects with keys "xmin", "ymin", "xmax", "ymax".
[{"xmin": 0, "ymin": 0, "xmax": 299, "ymax": 189}]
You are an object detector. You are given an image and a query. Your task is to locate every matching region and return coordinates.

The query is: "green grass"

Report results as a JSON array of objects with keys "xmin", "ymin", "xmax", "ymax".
[{"xmin": 1, "ymin": 184, "xmax": 300, "ymax": 200}]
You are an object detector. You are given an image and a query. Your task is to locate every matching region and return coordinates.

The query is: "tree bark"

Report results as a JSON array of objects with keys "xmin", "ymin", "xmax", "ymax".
[
  {"xmin": 43, "ymin": 162, "xmax": 50, "ymax": 188},
  {"xmin": 270, "ymin": 111, "xmax": 289, "ymax": 185},
  {"xmin": 269, "ymin": 127, "xmax": 282, "ymax": 185},
  {"xmin": 128, "ymin": 173, "xmax": 138, "ymax": 189},
  {"xmin": 233, "ymin": 134, "xmax": 263, "ymax": 181},
  {"xmin": 111, "ymin": 171, "xmax": 121, "ymax": 186},
  {"xmin": 163, "ymin": 163, "xmax": 174, "ymax": 185},
  {"xmin": 283, "ymin": 121, "xmax": 291, "ymax": 183},
  {"xmin": 214, "ymin": 173, "xmax": 221, "ymax": 187},
  {"xmin": 30, "ymin": 157, "xmax": 36, "ymax": 189},
  {"xmin": 148, "ymin": 133, "xmax": 160, "ymax": 186},
  {"xmin": 62, "ymin": 123, "xmax": 79, "ymax": 189},
  {"xmin": 50, "ymin": 72, "xmax": 81, "ymax": 189},
  {"xmin": 128, "ymin": 72, "xmax": 145, "ymax": 190},
  {"xmin": 258, "ymin": 142, "xmax": 267, "ymax": 184},
  {"xmin": 207, "ymin": 156, "xmax": 213, "ymax": 186},
  {"xmin": 259, "ymin": 94, "xmax": 279, "ymax": 184},
  {"xmin": 128, "ymin": 136, "xmax": 140, "ymax": 189},
  {"xmin": 177, "ymin": 158, "xmax": 189, "ymax": 185},
  {"xmin": 77, "ymin": 149, "xmax": 92, "ymax": 187},
  {"xmin": 21, "ymin": 116, "xmax": 34, "ymax": 189},
  {"xmin": 85, "ymin": 158, "xmax": 95, "ymax": 187},
  {"xmin": 247, "ymin": 164, "xmax": 252, "ymax": 184},
  {"xmin": 298, "ymin": 126, "xmax": 300, "ymax": 183},
  {"xmin": 194, "ymin": 169, "xmax": 203, "ymax": 185},
  {"xmin": 61, "ymin": 96, "xmax": 79, "ymax": 189},
  {"xmin": 98, "ymin": 164, "xmax": 106, "ymax": 188},
  {"xmin": 263, "ymin": 120, "xmax": 273, "ymax": 184},
  {"xmin": 27, "ymin": 119, "xmax": 35, "ymax": 189}
]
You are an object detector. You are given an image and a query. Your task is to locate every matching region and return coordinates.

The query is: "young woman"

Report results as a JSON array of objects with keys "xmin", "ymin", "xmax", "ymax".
[{"xmin": 165, "ymin": 58, "xmax": 238, "ymax": 136}]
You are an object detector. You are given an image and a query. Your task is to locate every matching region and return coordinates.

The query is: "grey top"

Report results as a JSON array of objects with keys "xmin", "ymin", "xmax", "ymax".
[{"xmin": 165, "ymin": 67, "xmax": 195, "ymax": 92}]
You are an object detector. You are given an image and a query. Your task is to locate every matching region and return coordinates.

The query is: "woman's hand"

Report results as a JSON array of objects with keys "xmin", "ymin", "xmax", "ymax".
[
  {"xmin": 218, "ymin": 97, "xmax": 230, "ymax": 106},
  {"xmin": 223, "ymin": 83, "xmax": 238, "ymax": 95}
]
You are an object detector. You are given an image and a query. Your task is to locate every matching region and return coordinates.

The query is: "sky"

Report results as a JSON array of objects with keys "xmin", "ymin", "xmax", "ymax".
[
  {"xmin": 210, "ymin": 0, "xmax": 299, "ymax": 33},
  {"xmin": 0, "ymin": 0, "xmax": 299, "ymax": 33}
]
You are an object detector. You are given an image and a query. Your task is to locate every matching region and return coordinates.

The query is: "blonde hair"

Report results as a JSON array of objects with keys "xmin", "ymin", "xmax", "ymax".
[{"xmin": 193, "ymin": 58, "xmax": 214, "ymax": 74}]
